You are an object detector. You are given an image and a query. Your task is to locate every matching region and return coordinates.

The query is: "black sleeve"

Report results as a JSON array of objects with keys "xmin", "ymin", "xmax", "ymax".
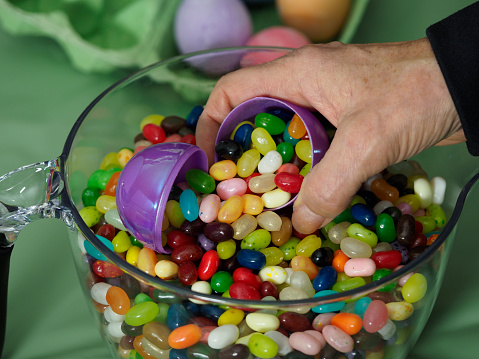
[{"xmin": 426, "ymin": 2, "xmax": 479, "ymax": 155}]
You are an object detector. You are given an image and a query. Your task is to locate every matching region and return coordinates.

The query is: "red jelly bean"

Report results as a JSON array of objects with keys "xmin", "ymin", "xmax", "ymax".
[
  {"xmin": 371, "ymin": 250, "xmax": 402, "ymax": 269},
  {"xmin": 198, "ymin": 250, "xmax": 220, "ymax": 280},
  {"xmin": 181, "ymin": 134, "xmax": 196, "ymax": 145},
  {"xmin": 409, "ymin": 233, "xmax": 427, "ymax": 249},
  {"xmin": 142, "ymin": 123, "xmax": 166, "ymax": 144},
  {"xmin": 275, "ymin": 163, "xmax": 300, "ymax": 175},
  {"xmin": 229, "ymin": 282, "xmax": 261, "ymax": 301},
  {"xmin": 274, "ymin": 172, "xmax": 304, "ymax": 193},
  {"xmin": 96, "ymin": 224, "xmax": 116, "ymax": 241},
  {"xmin": 164, "ymin": 134, "xmax": 182, "ymax": 143},
  {"xmin": 167, "ymin": 231, "xmax": 196, "ymax": 249},
  {"xmin": 415, "ymin": 220, "xmax": 423, "ymax": 234},
  {"xmin": 92, "ymin": 260, "xmax": 123, "ymax": 278},
  {"xmin": 232, "ymin": 267, "xmax": 262, "ymax": 290},
  {"xmin": 178, "ymin": 261, "xmax": 198, "ymax": 285},
  {"xmin": 259, "ymin": 281, "xmax": 279, "ymax": 299},
  {"xmin": 171, "ymin": 244, "xmax": 203, "ymax": 265}
]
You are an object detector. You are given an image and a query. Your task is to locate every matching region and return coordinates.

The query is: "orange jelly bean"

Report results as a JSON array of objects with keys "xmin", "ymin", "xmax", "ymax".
[
  {"xmin": 217, "ymin": 195, "xmax": 244, "ymax": 223},
  {"xmin": 290, "ymin": 255, "xmax": 318, "ymax": 280},
  {"xmin": 288, "ymin": 114, "xmax": 307, "ymax": 139},
  {"xmin": 137, "ymin": 247, "xmax": 157, "ymax": 275},
  {"xmin": 209, "ymin": 160, "xmax": 237, "ymax": 181},
  {"xmin": 332, "ymin": 250, "xmax": 349, "ymax": 273},
  {"xmin": 106, "ymin": 286, "xmax": 131, "ymax": 315},
  {"xmin": 370, "ymin": 178, "xmax": 399, "ymax": 202},
  {"xmin": 331, "ymin": 313, "xmax": 363, "ymax": 336},
  {"xmin": 168, "ymin": 324, "xmax": 203, "ymax": 349},
  {"xmin": 242, "ymin": 194, "xmax": 264, "ymax": 215},
  {"xmin": 104, "ymin": 171, "xmax": 121, "ymax": 196},
  {"xmin": 133, "ymin": 335, "xmax": 155, "ymax": 358}
]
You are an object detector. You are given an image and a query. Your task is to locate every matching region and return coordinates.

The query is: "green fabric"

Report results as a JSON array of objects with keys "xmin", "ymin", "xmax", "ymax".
[{"xmin": 1, "ymin": 1, "xmax": 479, "ymax": 358}]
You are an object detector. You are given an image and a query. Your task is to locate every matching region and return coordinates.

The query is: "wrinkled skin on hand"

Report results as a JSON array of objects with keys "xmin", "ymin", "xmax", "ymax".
[{"xmin": 196, "ymin": 39, "xmax": 463, "ymax": 234}]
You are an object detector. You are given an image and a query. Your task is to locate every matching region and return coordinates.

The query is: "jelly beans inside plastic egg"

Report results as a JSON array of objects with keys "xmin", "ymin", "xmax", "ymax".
[{"xmin": 174, "ymin": 0, "xmax": 253, "ymax": 54}]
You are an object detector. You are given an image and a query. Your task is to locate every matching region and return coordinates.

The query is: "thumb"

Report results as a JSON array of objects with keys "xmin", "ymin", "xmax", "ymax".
[{"xmin": 292, "ymin": 115, "xmax": 390, "ymax": 233}]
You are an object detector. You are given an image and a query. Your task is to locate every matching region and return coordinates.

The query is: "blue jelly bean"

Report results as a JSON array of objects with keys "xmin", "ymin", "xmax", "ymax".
[
  {"xmin": 345, "ymin": 349, "xmax": 366, "ymax": 359},
  {"xmin": 186, "ymin": 105, "xmax": 203, "ymax": 128},
  {"xmin": 169, "ymin": 348, "xmax": 189, "ymax": 359},
  {"xmin": 199, "ymin": 304, "xmax": 225, "ymax": 322},
  {"xmin": 350, "ymin": 203, "xmax": 377, "ymax": 226},
  {"xmin": 183, "ymin": 301, "xmax": 200, "ymax": 316},
  {"xmin": 167, "ymin": 303, "xmax": 192, "ymax": 330},
  {"xmin": 311, "ymin": 290, "xmax": 345, "ymax": 313},
  {"xmin": 354, "ymin": 297, "xmax": 372, "ymax": 318},
  {"xmin": 283, "ymin": 121, "xmax": 300, "ymax": 145},
  {"xmin": 313, "ymin": 266, "xmax": 337, "ymax": 291},
  {"xmin": 236, "ymin": 249, "xmax": 266, "ymax": 270},
  {"xmin": 234, "ymin": 123, "xmax": 254, "ymax": 151},
  {"xmin": 268, "ymin": 108, "xmax": 294, "ymax": 123},
  {"xmin": 179, "ymin": 189, "xmax": 199, "ymax": 222},
  {"xmin": 84, "ymin": 235, "xmax": 114, "ymax": 260}
]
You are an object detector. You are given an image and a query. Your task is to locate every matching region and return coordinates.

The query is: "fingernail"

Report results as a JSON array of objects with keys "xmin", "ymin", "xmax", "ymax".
[{"xmin": 292, "ymin": 204, "xmax": 326, "ymax": 234}]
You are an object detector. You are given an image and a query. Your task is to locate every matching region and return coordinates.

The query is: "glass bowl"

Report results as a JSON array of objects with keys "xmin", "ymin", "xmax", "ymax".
[{"xmin": 1, "ymin": 47, "xmax": 478, "ymax": 359}]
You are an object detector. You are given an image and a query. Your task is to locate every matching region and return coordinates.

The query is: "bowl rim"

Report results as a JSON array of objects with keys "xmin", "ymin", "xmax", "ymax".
[{"xmin": 59, "ymin": 46, "xmax": 475, "ymax": 308}]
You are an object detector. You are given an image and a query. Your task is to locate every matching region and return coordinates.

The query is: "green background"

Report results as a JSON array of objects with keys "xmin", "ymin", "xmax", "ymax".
[{"xmin": 1, "ymin": 0, "xmax": 478, "ymax": 358}]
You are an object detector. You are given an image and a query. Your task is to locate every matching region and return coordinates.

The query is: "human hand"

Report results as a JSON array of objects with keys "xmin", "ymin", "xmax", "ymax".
[{"xmin": 196, "ymin": 39, "xmax": 463, "ymax": 234}]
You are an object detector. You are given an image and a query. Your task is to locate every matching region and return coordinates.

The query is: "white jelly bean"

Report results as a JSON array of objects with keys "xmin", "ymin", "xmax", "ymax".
[
  {"xmin": 258, "ymin": 150, "xmax": 283, "ymax": 174},
  {"xmin": 104, "ymin": 305, "xmax": 126, "ymax": 323},
  {"xmin": 208, "ymin": 324, "xmax": 239, "ymax": 349},
  {"xmin": 189, "ymin": 280, "xmax": 212, "ymax": 304},
  {"xmin": 377, "ymin": 319, "xmax": 396, "ymax": 340},
  {"xmin": 284, "ymin": 267, "xmax": 294, "ymax": 285},
  {"xmin": 235, "ymin": 333, "xmax": 255, "ymax": 346},
  {"xmin": 414, "ymin": 177, "xmax": 433, "ymax": 209},
  {"xmin": 322, "ymin": 325, "xmax": 354, "ymax": 353},
  {"xmin": 344, "ymin": 258, "xmax": 376, "ymax": 277},
  {"xmin": 77, "ymin": 232, "xmax": 87, "ymax": 254},
  {"xmin": 107, "ymin": 321, "xmax": 124, "ymax": 339},
  {"xmin": 265, "ymin": 330, "xmax": 293, "ymax": 356},
  {"xmin": 289, "ymin": 270, "xmax": 315, "ymax": 298},
  {"xmin": 373, "ymin": 200, "xmax": 393, "ymax": 215},
  {"xmin": 262, "ymin": 188, "xmax": 291, "ymax": 208},
  {"xmin": 259, "ymin": 265, "xmax": 288, "ymax": 284},
  {"xmin": 90, "ymin": 282, "xmax": 111, "ymax": 305},
  {"xmin": 104, "ymin": 208, "xmax": 127, "ymax": 231},
  {"xmin": 373, "ymin": 241, "xmax": 393, "ymax": 253},
  {"xmin": 430, "ymin": 176, "xmax": 446, "ymax": 205},
  {"xmin": 257, "ymin": 296, "xmax": 278, "ymax": 316},
  {"xmin": 246, "ymin": 312, "xmax": 280, "ymax": 332}
]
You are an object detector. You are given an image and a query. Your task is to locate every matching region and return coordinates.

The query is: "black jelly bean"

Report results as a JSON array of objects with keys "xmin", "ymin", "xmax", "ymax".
[
  {"xmin": 311, "ymin": 247, "xmax": 334, "ymax": 267},
  {"xmin": 161, "ymin": 115, "xmax": 187, "ymax": 134},
  {"xmin": 204, "ymin": 222, "xmax": 234, "ymax": 242},
  {"xmin": 381, "ymin": 206, "xmax": 402, "ymax": 224},
  {"xmin": 169, "ymin": 185, "xmax": 183, "ymax": 202},
  {"xmin": 356, "ymin": 190, "xmax": 380, "ymax": 207},
  {"xmin": 215, "ymin": 139, "xmax": 244, "ymax": 162},
  {"xmin": 181, "ymin": 218, "xmax": 205, "ymax": 237},
  {"xmin": 386, "ymin": 173, "xmax": 408, "ymax": 190},
  {"xmin": 396, "ymin": 214, "xmax": 416, "ymax": 246}
]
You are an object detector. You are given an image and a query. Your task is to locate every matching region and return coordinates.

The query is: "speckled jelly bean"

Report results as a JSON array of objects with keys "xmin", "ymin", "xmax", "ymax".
[
  {"xmin": 259, "ymin": 266, "xmax": 288, "ymax": 285},
  {"xmin": 258, "ymin": 150, "xmax": 283, "ymax": 174},
  {"xmin": 322, "ymin": 325, "xmax": 354, "ymax": 353},
  {"xmin": 386, "ymin": 301, "xmax": 414, "ymax": 321},
  {"xmin": 198, "ymin": 194, "xmax": 220, "ymax": 223},
  {"xmin": 93, "ymin": 260, "xmax": 123, "ymax": 278},
  {"xmin": 426, "ymin": 203, "xmax": 447, "ymax": 228},
  {"xmin": 343, "ymin": 258, "xmax": 376, "ymax": 277},
  {"xmin": 248, "ymin": 333, "xmax": 279, "ymax": 359},
  {"xmin": 241, "ymin": 229, "xmax": 271, "ymax": 250},
  {"xmin": 229, "ymin": 282, "xmax": 262, "ymax": 301}
]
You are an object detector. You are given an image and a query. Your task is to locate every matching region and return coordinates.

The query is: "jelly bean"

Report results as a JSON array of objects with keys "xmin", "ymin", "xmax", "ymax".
[
  {"xmin": 286, "ymin": 114, "xmax": 307, "ymax": 139},
  {"xmin": 210, "ymin": 271, "xmax": 234, "ymax": 293},
  {"xmin": 126, "ymin": 245, "xmax": 141, "ymax": 266},
  {"xmin": 204, "ymin": 222, "xmax": 234, "ymax": 242},
  {"xmin": 233, "ymin": 267, "xmax": 262, "ymax": 290},
  {"xmin": 430, "ymin": 176, "xmax": 446, "ymax": 205},
  {"xmin": 166, "ymin": 231, "xmax": 194, "ymax": 250},
  {"xmin": 84, "ymin": 235, "xmax": 114, "ymax": 261},
  {"xmin": 332, "ymin": 250, "xmax": 349, "ymax": 273},
  {"xmin": 340, "ymin": 237, "xmax": 372, "ymax": 259},
  {"xmin": 217, "ymin": 195, "xmax": 243, "ymax": 224},
  {"xmin": 299, "ymin": 163, "xmax": 311, "ymax": 177},
  {"xmin": 350, "ymin": 203, "xmax": 377, "ymax": 227},
  {"xmin": 185, "ymin": 105, "xmax": 203, "ymax": 128},
  {"xmin": 169, "ymin": 348, "xmax": 188, "ymax": 359},
  {"xmin": 262, "ymin": 188, "xmax": 292, "ymax": 208},
  {"xmin": 249, "ymin": 173, "xmax": 276, "ymax": 194},
  {"xmin": 385, "ymin": 301, "xmax": 414, "ymax": 321},
  {"xmin": 237, "ymin": 149, "xmax": 261, "ymax": 178},
  {"xmin": 256, "ymin": 211, "xmax": 282, "ymax": 232},
  {"xmin": 112, "ymin": 231, "xmax": 132, "ymax": 253},
  {"xmin": 259, "ymin": 266, "xmax": 288, "ymax": 285},
  {"xmin": 258, "ymin": 150, "xmax": 283, "ymax": 174},
  {"xmin": 252, "ymin": 127, "xmax": 277, "ymax": 155},
  {"xmin": 290, "ymin": 270, "xmax": 315, "ymax": 298},
  {"xmin": 218, "ymin": 343, "xmax": 250, "ymax": 359},
  {"xmin": 93, "ymin": 260, "xmax": 123, "ymax": 278},
  {"xmin": 241, "ymin": 229, "xmax": 272, "ymax": 251},
  {"xmin": 246, "ymin": 312, "xmax": 280, "ymax": 332},
  {"xmin": 80, "ymin": 206, "xmax": 102, "ymax": 228},
  {"xmin": 372, "ymin": 200, "xmax": 393, "ymax": 215},
  {"xmin": 125, "ymin": 301, "xmax": 160, "ymax": 327},
  {"xmin": 415, "ymin": 216, "xmax": 436, "ymax": 234},
  {"xmin": 343, "ymin": 258, "xmax": 376, "ymax": 277},
  {"xmin": 161, "ymin": 115, "xmax": 186, "ymax": 134},
  {"xmin": 140, "ymin": 114, "xmax": 164, "ymax": 129},
  {"xmin": 168, "ymin": 303, "xmax": 194, "ymax": 330},
  {"xmin": 215, "ymin": 139, "xmax": 244, "ymax": 162},
  {"xmin": 322, "ymin": 325, "xmax": 354, "ymax": 353},
  {"xmin": 216, "ymin": 239, "xmax": 235, "ymax": 260},
  {"xmin": 272, "ymin": 216, "xmax": 293, "ymax": 246},
  {"xmin": 312, "ymin": 266, "xmax": 337, "ymax": 291},
  {"xmin": 347, "ymin": 223, "xmax": 378, "ymax": 247},
  {"xmin": 260, "ymin": 247, "xmax": 284, "ymax": 267},
  {"xmin": 371, "ymin": 250, "xmax": 402, "ymax": 269},
  {"xmin": 352, "ymin": 329, "xmax": 382, "ymax": 351},
  {"xmin": 216, "ymin": 178, "xmax": 248, "ymax": 200},
  {"xmin": 331, "ymin": 313, "xmax": 363, "ymax": 336},
  {"xmin": 332, "ymin": 277, "xmax": 366, "ymax": 293},
  {"xmin": 179, "ymin": 189, "xmax": 199, "ymax": 222},
  {"xmin": 134, "ymin": 293, "xmax": 153, "ymax": 305},
  {"xmin": 276, "ymin": 163, "xmax": 300, "ymax": 175},
  {"xmin": 240, "ymin": 194, "xmax": 262, "ymax": 216},
  {"xmin": 199, "ymin": 194, "xmax": 221, "ymax": 223},
  {"xmin": 274, "ymin": 172, "xmax": 304, "ymax": 194},
  {"xmin": 363, "ymin": 300, "xmax": 388, "ymax": 333},
  {"xmin": 328, "ymin": 222, "xmax": 351, "ymax": 244},
  {"xmin": 137, "ymin": 247, "xmax": 157, "ymax": 275},
  {"xmin": 185, "ymin": 169, "xmax": 215, "ymax": 194},
  {"xmin": 104, "ymin": 171, "xmax": 121, "ymax": 196},
  {"xmin": 229, "ymin": 282, "xmax": 262, "ymax": 301},
  {"xmin": 354, "ymin": 297, "xmax": 372, "ymax": 318},
  {"xmin": 295, "ymin": 140, "xmax": 312, "ymax": 163},
  {"xmin": 426, "ymin": 203, "xmax": 447, "ymax": 228},
  {"xmin": 142, "ymin": 322, "xmax": 171, "ymax": 350},
  {"xmin": 106, "ymin": 286, "xmax": 130, "ymax": 315},
  {"xmin": 218, "ymin": 308, "xmax": 245, "ymax": 326},
  {"xmin": 395, "ymin": 214, "xmax": 415, "ymax": 246},
  {"xmin": 264, "ymin": 330, "xmax": 293, "ymax": 356},
  {"xmin": 312, "ymin": 290, "xmax": 345, "ymax": 313},
  {"xmin": 90, "ymin": 282, "xmax": 111, "ymax": 305},
  {"xmin": 249, "ymin": 333, "xmax": 279, "ymax": 359},
  {"xmin": 143, "ymin": 123, "xmax": 166, "ymax": 144},
  {"xmin": 282, "ymin": 120, "xmax": 301, "ymax": 145},
  {"xmin": 168, "ymin": 324, "xmax": 202, "ymax": 349},
  {"xmin": 207, "ymin": 324, "xmax": 240, "ymax": 350},
  {"xmin": 117, "ymin": 148, "xmax": 133, "ymax": 167},
  {"xmin": 233, "ymin": 122, "xmax": 254, "ymax": 151},
  {"xmin": 255, "ymin": 112, "xmax": 286, "ymax": 135},
  {"xmin": 374, "ymin": 213, "xmax": 396, "ymax": 244},
  {"xmin": 154, "ymin": 260, "xmax": 179, "ymax": 280},
  {"xmin": 377, "ymin": 319, "xmax": 396, "ymax": 341},
  {"xmin": 100, "ymin": 152, "xmax": 121, "ymax": 170},
  {"xmin": 371, "ymin": 178, "xmax": 399, "ymax": 202},
  {"xmin": 209, "ymin": 160, "xmax": 237, "ymax": 181},
  {"xmin": 289, "ymin": 332, "xmax": 322, "ymax": 356},
  {"xmin": 372, "ymin": 268, "xmax": 395, "ymax": 292},
  {"xmin": 237, "ymin": 249, "xmax": 266, "ymax": 270},
  {"xmin": 178, "ymin": 261, "xmax": 198, "ymax": 286},
  {"xmin": 276, "ymin": 142, "xmax": 295, "ymax": 164},
  {"xmin": 121, "ymin": 321, "xmax": 144, "ymax": 337},
  {"xmin": 166, "ymin": 200, "xmax": 186, "ymax": 229},
  {"xmin": 230, "ymin": 214, "xmax": 257, "ymax": 240},
  {"xmin": 293, "ymin": 234, "xmax": 321, "ymax": 258},
  {"xmin": 82, "ymin": 187, "xmax": 100, "ymax": 207},
  {"xmin": 413, "ymin": 177, "xmax": 433, "ymax": 209},
  {"xmin": 260, "ymin": 281, "xmax": 279, "ymax": 299},
  {"xmin": 290, "ymin": 255, "xmax": 318, "ymax": 280},
  {"xmin": 197, "ymin": 250, "xmax": 220, "ymax": 280},
  {"xmin": 141, "ymin": 336, "xmax": 169, "ymax": 358},
  {"xmin": 401, "ymin": 273, "xmax": 427, "ymax": 303},
  {"xmin": 278, "ymin": 312, "xmax": 311, "ymax": 333},
  {"xmin": 189, "ymin": 281, "xmax": 212, "ymax": 305}
]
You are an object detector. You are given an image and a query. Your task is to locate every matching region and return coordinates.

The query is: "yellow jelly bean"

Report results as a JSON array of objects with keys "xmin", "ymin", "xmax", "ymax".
[
  {"xmin": 209, "ymin": 160, "xmax": 237, "ymax": 181},
  {"xmin": 126, "ymin": 246, "xmax": 141, "ymax": 266},
  {"xmin": 95, "ymin": 195, "xmax": 117, "ymax": 214},
  {"xmin": 154, "ymin": 260, "xmax": 179, "ymax": 280},
  {"xmin": 100, "ymin": 152, "xmax": 120, "ymax": 170},
  {"xmin": 251, "ymin": 128, "xmax": 276, "ymax": 155},
  {"xmin": 118, "ymin": 148, "xmax": 134, "ymax": 167},
  {"xmin": 140, "ymin": 114, "xmax": 164, "ymax": 130},
  {"xmin": 217, "ymin": 239, "xmax": 237, "ymax": 260},
  {"xmin": 295, "ymin": 140, "xmax": 312, "ymax": 163},
  {"xmin": 218, "ymin": 308, "xmax": 245, "ymax": 326},
  {"xmin": 262, "ymin": 188, "xmax": 291, "ymax": 209},
  {"xmin": 137, "ymin": 247, "xmax": 157, "ymax": 276},
  {"xmin": 395, "ymin": 194, "xmax": 421, "ymax": 213},
  {"xmin": 112, "ymin": 231, "xmax": 132, "ymax": 253},
  {"xmin": 299, "ymin": 163, "xmax": 311, "ymax": 177},
  {"xmin": 237, "ymin": 149, "xmax": 261, "ymax": 178},
  {"xmin": 296, "ymin": 234, "xmax": 322, "ymax": 257},
  {"xmin": 217, "ymin": 195, "xmax": 244, "ymax": 223},
  {"xmin": 165, "ymin": 200, "xmax": 185, "ymax": 229},
  {"xmin": 260, "ymin": 247, "xmax": 284, "ymax": 266},
  {"xmin": 401, "ymin": 273, "xmax": 427, "ymax": 303},
  {"xmin": 242, "ymin": 194, "xmax": 264, "ymax": 216},
  {"xmin": 386, "ymin": 301, "xmax": 414, "ymax": 321}
]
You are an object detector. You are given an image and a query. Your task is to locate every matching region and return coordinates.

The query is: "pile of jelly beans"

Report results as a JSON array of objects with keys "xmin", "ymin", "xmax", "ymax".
[{"xmin": 79, "ymin": 104, "xmax": 448, "ymax": 359}]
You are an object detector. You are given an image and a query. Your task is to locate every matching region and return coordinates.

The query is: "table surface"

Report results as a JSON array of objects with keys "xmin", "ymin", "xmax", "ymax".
[{"xmin": 1, "ymin": 1, "xmax": 479, "ymax": 358}]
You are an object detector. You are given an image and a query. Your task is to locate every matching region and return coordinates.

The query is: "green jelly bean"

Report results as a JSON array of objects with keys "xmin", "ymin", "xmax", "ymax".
[
  {"xmin": 217, "ymin": 239, "xmax": 236, "ymax": 260},
  {"xmin": 248, "ymin": 333, "xmax": 279, "ymax": 359},
  {"xmin": 134, "ymin": 293, "xmax": 154, "ymax": 305},
  {"xmin": 279, "ymin": 237, "xmax": 300, "ymax": 261},
  {"xmin": 415, "ymin": 216, "xmax": 437, "ymax": 233},
  {"xmin": 276, "ymin": 142, "xmax": 294, "ymax": 163},
  {"xmin": 350, "ymin": 195, "xmax": 367, "ymax": 207},
  {"xmin": 125, "ymin": 301, "xmax": 160, "ymax": 327},
  {"xmin": 79, "ymin": 206, "xmax": 102, "ymax": 228},
  {"xmin": 82, "ymin": 187, "xmax": 100, "ymax": 207},
  {"xmin": 154, "ymin": 302, "xmax": 170, "ymax": 324},
  {"xmin": 241, "ymin": 229, "xmax": 272, "ymax": 250},
  {"xmin": 372, "ymin": 268, "xmax": 395, "ymax": 292},
  {"xmin": 185, "ymin": 169, "xmax": 216, "ymax": 194},
  {"xmin": 375, "ymin": 213, "xmax": 396, "ymax": 243},
  {"xmin": 426, "ymin": 204, "xmax": 447, "ymax": 229},
  {"xmin": 87, "ymin": 168, "xmax": 121, "ymax": 190},
  {"xmin": 130, "ymin": 235, "xmax": 144, "ymax": 248},
  {"xmin": 321, "ymin": 238, "xmax": 340, "ymax": 252},
  {"xmin": 347, "ymin": 223, "xmax": 378, "ymax": 247},
  {"xmin": 165, "ymin": 200, "xmax": 185, "ymax": 229},
  {"xmin": 187, "ymin": 342, "xmax": 219, "ymax": 359},
  {"xmin": 332, "ymin": 277, "xmax": 366, "ymax": 292},
  {"xmin": 255, "ymin": 113, "xmax": 286, "ymax": 135},
  {"xmin": 129, "ymin": 349, "xmax": 143, "ymax": 359},
  {"xmin": 299, "ymin": 163, "xmax": 311, "ymax": 177},
  {"xmin": 210, "ymin": 271, "xmax": 234, "ymax": 293},
  {"xmin": 150, "ymin": 289, "xmax": 183, "ymax": 304},
  {"xmin": 401, "ymin": 273, "xmax": 427, "ymax": 303},
  {"xmin": 334, "ymin": 207, "xmax": 356, "ymax": 224}
]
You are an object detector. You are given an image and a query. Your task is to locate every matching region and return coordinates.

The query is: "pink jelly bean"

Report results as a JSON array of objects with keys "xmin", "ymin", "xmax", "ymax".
[
  {"xmin": 322, "ymin": 325, "xmax": 354, "ymax": 353},
  {"xmin": 312, "ymin": 313, "xmax": 335, "ymax": 332},
  {"xmin": 164, "ymin": 134, "xmax": 182, "ymax": 143},
  {"xmin": 216, "ymin": 178, "xmax": 248, "ymax": 200},
  {"xmin": 199, "ymin": 194, "xmax": 221, "ymax": 223},
  {"xmin": 363, "ymin": 300, "xmax": 389, "ymax": 333},
  {"xmin": 304, "ymin": 330, "xmax": 326, "ymax": 348},
  {"xmin": 343, "ymin": 258, "xmax": 376, "ymax": 277},
  {"xmin": 396, "ymin": 202, "xmax": 413, "ymax": 215},
  {"xmin": 289, "ymin": 331, "xmax": 323, "ymax": 356}
]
